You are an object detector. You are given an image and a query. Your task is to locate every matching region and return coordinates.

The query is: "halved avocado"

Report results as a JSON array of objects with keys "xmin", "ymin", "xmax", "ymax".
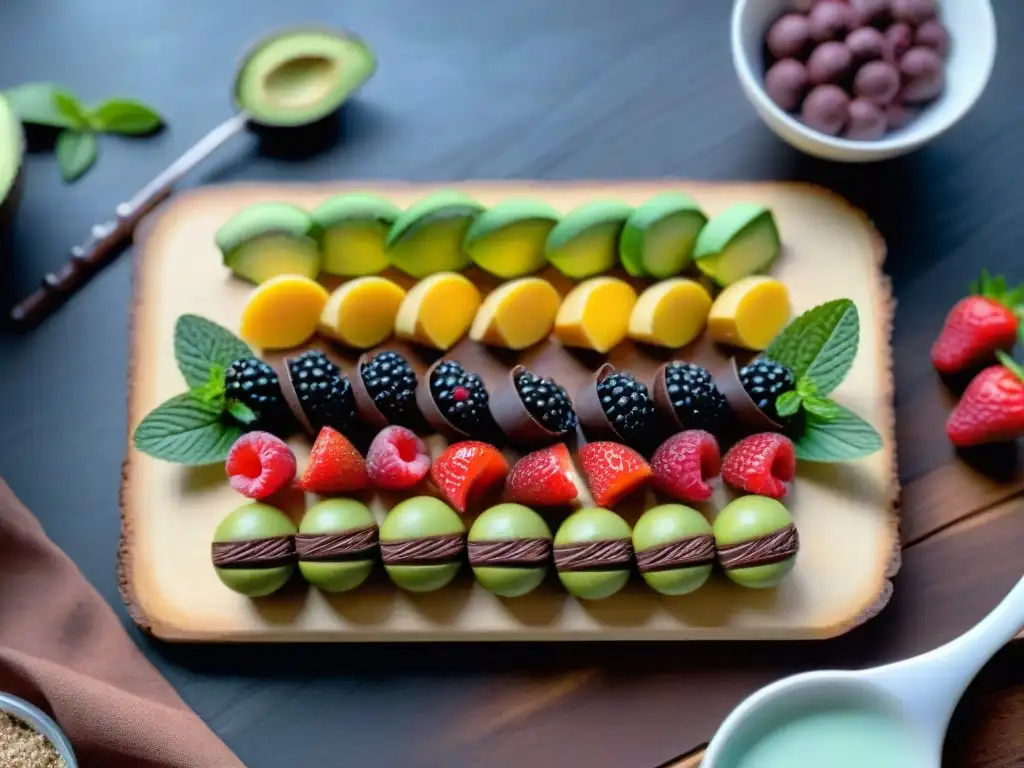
[
  {"xmin": 693, "ymin": 203, "xmax": 781, "ymax": 287},
  {"xmin": 619, "ymin": 193, "xmax": 708, "ymax": 279},
  {"xmin": 544, "ymin": 200, "xmax": 632, "ymax": 279},
  {"xmin": 311, "ymin": 193, "xmax": 400, "ymax": 276},
  {"xmin": 233, "ymin": 28, "xmax": 377, "ymax": 127},
  {"xmin": 0, "ymin": 94, "xmax": 24, "ymax": 262},
  {"xmin": 385, "ymin": 191, "xmax": 483, "ymax": 278},
  {"xmin": 464, "ymin": 199, "xmax": 559, "ymax": 279},
  {"xmin": 216, "ymin": 202, "xmax": 323, "ymax": 284}
]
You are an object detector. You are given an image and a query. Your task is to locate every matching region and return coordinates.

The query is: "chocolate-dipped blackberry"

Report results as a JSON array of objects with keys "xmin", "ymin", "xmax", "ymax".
[
  {"xmin": 738, "ymin": 359, "xmax": 796, "ymax": 417},
  {"xmin": 652, "ymin": 361, "xmax": 728, "ymax": 436},
  {"xmin": 280, "ymin": 350, "xmax": 356, "ymax": 436},
  {"xmin": 224, "ymin": 356, "xmax": 291, "ymax": 432},
  {"xmin": 575, "ymin": 363, "xmax": 655, "ymax": 448},
  {"xmin": 489, "ymin": 365, "xmax": 577, "ymax": 448},
  {"xmin": 351, "ymin": 350, "xmax": 427, "ymax": 431},
  {"xmin": 415, "ymin": 359, "xmax": 494, "ymax": 441},
  {"xmin": 717, "ymin": 358, "xmax": 785, "ymax": 434}
]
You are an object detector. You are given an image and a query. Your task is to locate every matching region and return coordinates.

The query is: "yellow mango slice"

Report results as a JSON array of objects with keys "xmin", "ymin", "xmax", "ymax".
[
  {"xmin": 469, "ymin": 277, "xmax": 561, "ymax": 350},
  {"xmin": 553, "ymin": 277, "xmax": 638, "ymax": 353},
  {"xmin": 628, "ymin": 278, "xmax": 712, "ymax": 348},
  {"xmin": 318, "ymin": 276, "xmax": 406, "ymax": 349},
  {"xmin": 707, "ymin": 275, "xmax": 791, "ymax": 351},
  {"xmin": 394, "ymin": 272, "xmax": 482, "ymax": 350},
  {"xmin": 239, "ymin": 274, "xmax": 329, "ymax": 351}
]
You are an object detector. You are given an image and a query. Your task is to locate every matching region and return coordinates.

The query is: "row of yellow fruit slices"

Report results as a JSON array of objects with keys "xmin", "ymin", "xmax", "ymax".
[{"xmin": 238, "ymin": 271, "xmax": 791, "ymax": 354}]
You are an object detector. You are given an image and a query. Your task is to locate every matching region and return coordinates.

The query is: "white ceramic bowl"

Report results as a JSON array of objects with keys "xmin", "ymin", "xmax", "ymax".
[
  {"xmin": 731, "ymin": 0, "xmax": 997, "ymax": 162},
  {"xmin": 0, "ymin": 693, "xmax": 77, "ymax": 767}
]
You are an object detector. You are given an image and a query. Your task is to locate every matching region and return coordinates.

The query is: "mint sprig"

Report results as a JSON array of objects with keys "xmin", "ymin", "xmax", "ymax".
[
  {"xmin": 132, "ymin": 316, "xmax": 256, "ymax": 465},
  {"xmin": 795, "ymin": 404, "xmax": 884, "ymax": 463}
]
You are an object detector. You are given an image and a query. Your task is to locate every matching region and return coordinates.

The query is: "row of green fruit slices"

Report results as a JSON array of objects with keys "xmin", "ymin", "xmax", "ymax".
[{"xmin": 215, "ymin": 191, "xmax": 782, "ymax": 288}]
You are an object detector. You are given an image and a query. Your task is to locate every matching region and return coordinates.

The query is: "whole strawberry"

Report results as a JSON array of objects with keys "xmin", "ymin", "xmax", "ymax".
[
  {"xmin": 931, "ymin": 271, "xmax": 1024, "ymax": 374},
  {"xmin": 946, "ymin": 352, "xmax": 1024, "ymax": 447}
]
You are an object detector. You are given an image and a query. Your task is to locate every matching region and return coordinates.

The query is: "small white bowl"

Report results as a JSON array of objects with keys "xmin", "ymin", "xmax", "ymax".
[
  {"xmin": 0, "ymin": 693, "xmax": 78, "ymax": 767},
  {"xmin": 731, "ymin": 0, "xmax": 997, "ymax": 162}
]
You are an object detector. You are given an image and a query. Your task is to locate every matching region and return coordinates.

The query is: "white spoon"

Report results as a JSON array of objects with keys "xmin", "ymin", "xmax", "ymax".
[{"xmin": 701, "ymin": 573, "xmax": 1024, "ymax": 768}]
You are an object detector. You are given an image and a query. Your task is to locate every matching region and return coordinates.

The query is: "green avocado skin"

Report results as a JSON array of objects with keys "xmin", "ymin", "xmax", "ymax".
[
  {"xmin": 311, "ymin": 193, "xmax": 401, "ymax": 228},
  {"xmin": 713, "ymin": 496, "xmax": 796, "ymax": 589},
  {"xmin": 692, "ymin": 203, "xmax": 780, "ymax": 286},
  {"xmin": 633, "ymin": 503, "xmax": 713, "ymax": 596},
  {"xmin": 619, "ymin": 193, "xmax": 708, "ymax": 279},
  {"xmin": 215, "ymin": 202, "xmax": 321, "ymax": 257},
  {"xmin": 464, "ymin": 199, "xmax": 560, "ymax": 279},
  {"xmin": 469, "ymin": 503, "xmax": 552, "ymax": 598},
  {"xmin": 298, "ymin": 498, "xmax": 378, "ymax": 593},
  {"xmin": 384, "ymin": 191, "xmax": 483, "ymax": 277},
  {"xmin": 213, "ymin": 502, "xmax": 298, "ymax": 598},
  {"xmin": 554, "ymin": 507, "xmax": 632, "ymax": 600},
  {"xmin": 544, "ymin": 200, "xmax": 633, "ymax": 279},
  {"xmin": 380, "ymin": 496, "xmax": 466, "ymax": 593}
]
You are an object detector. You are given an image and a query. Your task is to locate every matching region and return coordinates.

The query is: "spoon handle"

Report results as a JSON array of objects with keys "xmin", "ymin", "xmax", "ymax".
[{"xmin": 8, "ymin": 112, "xmax": 250, "ymax": 329}]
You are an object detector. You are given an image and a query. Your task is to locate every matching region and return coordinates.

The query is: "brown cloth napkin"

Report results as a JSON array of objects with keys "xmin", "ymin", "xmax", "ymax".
[{"xmin": 0, "ymin": 478, "xmax": 244, "ymax": 768}]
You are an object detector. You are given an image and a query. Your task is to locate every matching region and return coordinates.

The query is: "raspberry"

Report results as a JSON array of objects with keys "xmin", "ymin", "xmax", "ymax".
[
  {"xmin": 721, "ymin": 433, "xmax": 796, "ymax": 499},
  {"xmin": 298, "ymin": 426, "xmax": 368, "ymax": 494},
  {"xmin": 225, "ymin": 431, "xmax": 297, "ymax": 500},
  {"xmin": 650, "ymin": 430, "xmax": 721, "ymax": 503},
  {"xmin": 366, "ymin": 426, "xmax": 432, "ymax": 491},
  {"xmin": 578, "ymin": 442, "xmax": 652, "ymax": 508}
]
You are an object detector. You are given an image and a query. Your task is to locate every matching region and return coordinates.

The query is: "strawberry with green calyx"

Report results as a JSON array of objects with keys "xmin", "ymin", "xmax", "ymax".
[
  {"xmin": 946, "ymin": 351, "xmax": 1024, "ymax": 447},
  {"xmin": 930, "ymin": 270, "xmax": 1024, "ymax": 375}
]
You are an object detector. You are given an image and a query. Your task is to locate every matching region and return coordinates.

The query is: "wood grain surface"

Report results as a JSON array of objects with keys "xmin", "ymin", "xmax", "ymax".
[{"xmin": 1, "ymin": 0, "xmax": 1023, "ymax": 766}]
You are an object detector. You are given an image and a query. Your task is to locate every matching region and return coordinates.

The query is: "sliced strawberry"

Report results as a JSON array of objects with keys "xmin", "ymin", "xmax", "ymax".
[
  {"xmin": 650, "ymin": 430, "xmax": 721, "ymax": 503},
  {"xmin": 298, "ymin": 426, "xmax": 369, "ymax": 494},
  {"xmin": 225, "ymin": 431, "xmax": 297, "ymax": 500},
  {"xmin": 578, "ymin": 441, "xmax": 652, "ymax": 508},
  {"xmin": 430, "ymin": 441, "xmax": 509, "ymax": 513},
  {"xmin": 366, "ymin": 426, "xmax": 432, "ymax": 490},
  {"xmin": 721, "ymin": 433, "xmax": 795, "ymax": 499},
  {"xmin": 505, "ymin": 443, "xmax": 579, "ymax": 507}
]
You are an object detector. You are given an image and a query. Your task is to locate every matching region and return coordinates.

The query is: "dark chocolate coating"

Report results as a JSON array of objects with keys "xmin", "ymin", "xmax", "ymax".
[
  {"xmin": 764, "ymin": 59, "xmax": 809, "ymax": 112},
  {"xmin": 854, "ymin": 60, "xmax": 901, "ymax": 106},
  {"xmin": 350, "ymin": 353, "xmax": 390, "ymax": 431},
  {"xmin": 766, "ymin": 13, "xmax": 812, "ymax": 61},
  {"xmin": 915, "ymin": 19, "xmax": 950, "ymax": 59},
  {"xmin": 651, "ymin": 361, "xmax": 686, "ymax": 433},
  {"xmin": 717, "ymin": 358, "xmax": 784, "ymax": 434},
  {"xmin": 890, "ymin": 0, "xmax": 936, "ymax": 26},
  {"xmin": 276, "ymin": 359, "xmax": 315, "ymax": 437},
  {"xmin": 884, "ymin": 22, "xmax": 913, "ymax": 62},
  {"xmin": 848, "ymin": 0, "xmax": 891, "ymax": 28},
  {"xmin": 574, "ymin": 363, "xmax": 625, "ymax": 443},
  {"xmin": 800, "ymin": 84, "xmax": 850, "ymax": 136},
  {"xmin": 489, "ymin": 365, "xmax": 571, "ymax": 448},
  {"xmin": 807, "ymin": 1, "xmax": 851, "ymax": 43},
  {"xmin": 414, "ymin": 358, "xmax": 473, "ymax": 442},
  {"xmin": 844, "ymin": 98, "xmax": 888, "ymax": 140},
  {"xmin": 807, "ymin": 41, "xmax": 854, "ymax": 85},
  {"xmin": 846, "ymin": 27, "xmax": 887, "ymax": 63},
  {"xmin": 900, "ymin": 46, "xmax": 945, "ymax": 103}
]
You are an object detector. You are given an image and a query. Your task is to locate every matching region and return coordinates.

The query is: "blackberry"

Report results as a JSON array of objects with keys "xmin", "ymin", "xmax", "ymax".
[
  {"xmin": 429, "ymin": 360, "xmax": 492, "ymax": 437},
  {"xmin": 514, "ymin": 369, "xmax": 578, "ymax": 435},
  {"xmin": 287, "ymin": 350, "xmax": 356, "ymax": 432},
  {"xmin": 596, "ymin": 372, "xmax": 655, "ymax": 445},
  {"xmin": 359, "ymin": 351, "xmax": 424, "ymax": 429},
  {"xmin": 738, "ymin": 359, "xmax": 796, "ymax": 417},
  {"xmin": 662, "ymin": 362, "xmax": 728, "ymax": 435},
  {"xmin": 224, "ymin": 357, "xmax": 288, "ymax": 429}
]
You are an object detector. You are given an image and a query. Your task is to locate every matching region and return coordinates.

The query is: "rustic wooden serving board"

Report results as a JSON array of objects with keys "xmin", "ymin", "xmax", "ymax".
[{"xmin": 120, "ymin": 180, "xmax": 898, "ymax": 642}]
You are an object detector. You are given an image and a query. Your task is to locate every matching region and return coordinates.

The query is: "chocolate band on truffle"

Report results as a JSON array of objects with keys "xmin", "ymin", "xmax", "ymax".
[
  {"xmin": 414, "ymin": 358, "xmax": 472, "ymax": 442},
  {"xmin": 350, "ymin": 352, "xmax": 391, "ymax": 430},
  {"xmin": 553, "ymin": 538, "xmax": 633, "ymax": 572},
  {"xmin": 717, "ymin": 357, "xmax": 784, "ymax": 433},
  {"xmin": 381, "ymin": 534, "xmax": 465, "ymax": 566},
  {"xmin": 651, "ymin": 361, "xmax": 686, "ymax": 432},
  {"xmin": 275, "ymin": 358, "xmax": 315, "ymax": 437},
  {"xmin": 212, "ymin": 536, "xmax": 297, "ymax": 569},
  {"xmin": 489, "ymin": 365, "xmax": 567, "ymax": 448},
  {"xmin": 295, "ymin": 526, "xmax": 379, "ymax": 562},
  {"xmin": 574, "ymin": 363, "xmax": 624, "ymax": 442},
  {"xmin": 635, "ymin": 534, "xmax": 716, "ymax": 573},
  {"xmin": 468, "ymin": 538, "xmax": 552, "ymax": 568},
  {"xmin": 718, "ymin": 524, "xmax": 799, "ymax": 570}
]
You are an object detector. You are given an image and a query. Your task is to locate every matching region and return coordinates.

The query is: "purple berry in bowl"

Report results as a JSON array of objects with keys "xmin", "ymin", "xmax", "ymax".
[
  {"xmin": 900, "ymin": 46, "xmax": 945, "ymax": 102},
  {"xmin": 846, "ymin": 27, "xmax": 887, "ymax": 62},
  {"xmin": 854, "ymin": 60, "xmax": 901, "ymax": 106},
  {"xmin": 766, "ymin": 13, "xmax": 812, "ymax": 60},
  {"xmin": 848, "ymin": 0, "xmax": 892, "ymax": 27},
  {"xmin": 915, "ymin": 19, "xmax": 951, "ymax": 59},
  {"xmin": 801, "ymin": 84, "xmax": 851, "ymax": 135},
  {"xmin": 884, "ymin": 22, "xmax": 914, "ymax": 62},
  {"xmin": 891, "ymin": 0, "xmax": 937, "ymax": 25},
  {"xmin": 807, "ymin": 41, "xmax": 854, "ymax": 85},
  {"xmin": 808, "ymin": 1, "xmax": 852, "ymax": 43},
  {"xmin": 844, "ymin": 98, "xmax": 888, "ymax": 139},
  {"xmin": 765, "ymin": 59, "xmax": 810, "ymax": 111}
]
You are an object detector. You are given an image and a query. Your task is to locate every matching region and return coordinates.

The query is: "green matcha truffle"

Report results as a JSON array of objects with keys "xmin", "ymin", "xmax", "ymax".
[
  {"xmin": 553, "ymin": 507, "xmax": 633, "ymax": 600},
  {"xmin": 379, "ymin": 496, "xmax": 466, "ymax": 593},
  {"xmin": 713, "ymin": 496, "xmax": 799, "ymax": 589},
  {"xmin": 297, "ymin": 498, "xmax": 379, "ymax": 593},
  {"xmin": 211, "ymin": 502, "xmax": 298, "ymax": 597},
  {"xmin": 468, "ymin": 503, "xmax": 552, "ymax": 598},
  {"xmin": 632, "ymin": 504, "xmax": 715, "ymax": 596}
]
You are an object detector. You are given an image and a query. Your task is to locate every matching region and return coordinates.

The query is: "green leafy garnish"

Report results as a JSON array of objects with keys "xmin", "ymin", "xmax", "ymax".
[
  {"xmin": 174, "ymin": 314, "xmax": 253, "ymax": 389},
  {"xmin": 2, "ymin": 82, "xmax": 74, "ymax": 127},
  {"xmin": 766, "ymin": 299, "xmax": 859, "ymax": 396},
  {"xmin": 88, "ymin": 98, "xmax": 163, "ymax": 135},
  {"xmin": 53, "ymin": 90, "xmax": 90, "ymax": 129},
  {"xmin": 55, "ymin": 130, "xmax": 98, "ymax": 182},
  {"xmin": 795, "ymin": 404, "xmax": 884, "ymax": 463}
]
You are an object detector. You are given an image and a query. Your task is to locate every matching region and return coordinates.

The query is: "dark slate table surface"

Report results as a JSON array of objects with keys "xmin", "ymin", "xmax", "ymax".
[{"xmin": 2, "ymin": 2, "xmax": 1024, "ymax": 767}]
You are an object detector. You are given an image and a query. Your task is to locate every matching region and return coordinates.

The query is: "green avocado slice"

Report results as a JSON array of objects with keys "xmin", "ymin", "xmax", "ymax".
[
  {"xmin": 464, "ymin": 199, "xmax": 559, "ymax": 279},
  {"xmin": 385, "ymin": 191, "xmax": 483, "ymax": 278},
  {"xmin": 619, "ymin": 193, "xmax": 708, "ymax": 279},
  {"xmin": 0, "ymin": 94, "xmax": 25, "ymax": 250},
  {"xmin": 216, "ymin": 202, "xmax": 323, "ymax": 284},
  {"xmin": 311, "ymin": 193, "xmax": 400, "ymax": 276},
  {"xmin": 693, "ymin": 203, "xmax": 781, "ymax": 286},
  {"xmin": 544, "ymin": 200, "xmax": 632, "ymax": 279},
  {"xmin": 233, "ymin": 28, "xmax": 377, "ymax": 127}
]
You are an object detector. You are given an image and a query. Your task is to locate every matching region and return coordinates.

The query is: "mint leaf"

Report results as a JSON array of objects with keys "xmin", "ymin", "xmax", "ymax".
[
  {"xmin": 228, "ymin": 401, "xmax": 258, "ymax": 425},
  {"xmin": 775, "ymin": 391, "xmax": 802, "ymax": 418},
  {"xmin": 795, "ymin": 404, "xmax": 883, "ymax": 463},
  {"xmin": 90, "ymin": 98, "xmax": 164, "ymax": 135},
  {"xmin": 796, "ymin": 377, "xmax": 818, "ymax": 399},
  {"xmin": 2, "ymin": 82, "xmax": 76, "ymax": 127},
  {"xmin": 173, "ymin": 314, "xmax": 252, "ymax": 389},
  {"xmin": 766, "ymin": 299, "xmax": 859, "ymax": 396},
  {"xmin": 55, "ymin": 130, "xmax": 98, "ymax": 182},
  {"xmin": 802, "ymin": 396, "xmax": 843, "ymax": 421},
  {"xmin": 193, "ymin": 364, "xmax": 227, "ymax": 406},
  {"xmin": 133, "ymin": 393, "xmax": 241, "ymax": 465},
  {"xmin": 53, "ymin": 90, "xmax": 90, "ymax": 129}
]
